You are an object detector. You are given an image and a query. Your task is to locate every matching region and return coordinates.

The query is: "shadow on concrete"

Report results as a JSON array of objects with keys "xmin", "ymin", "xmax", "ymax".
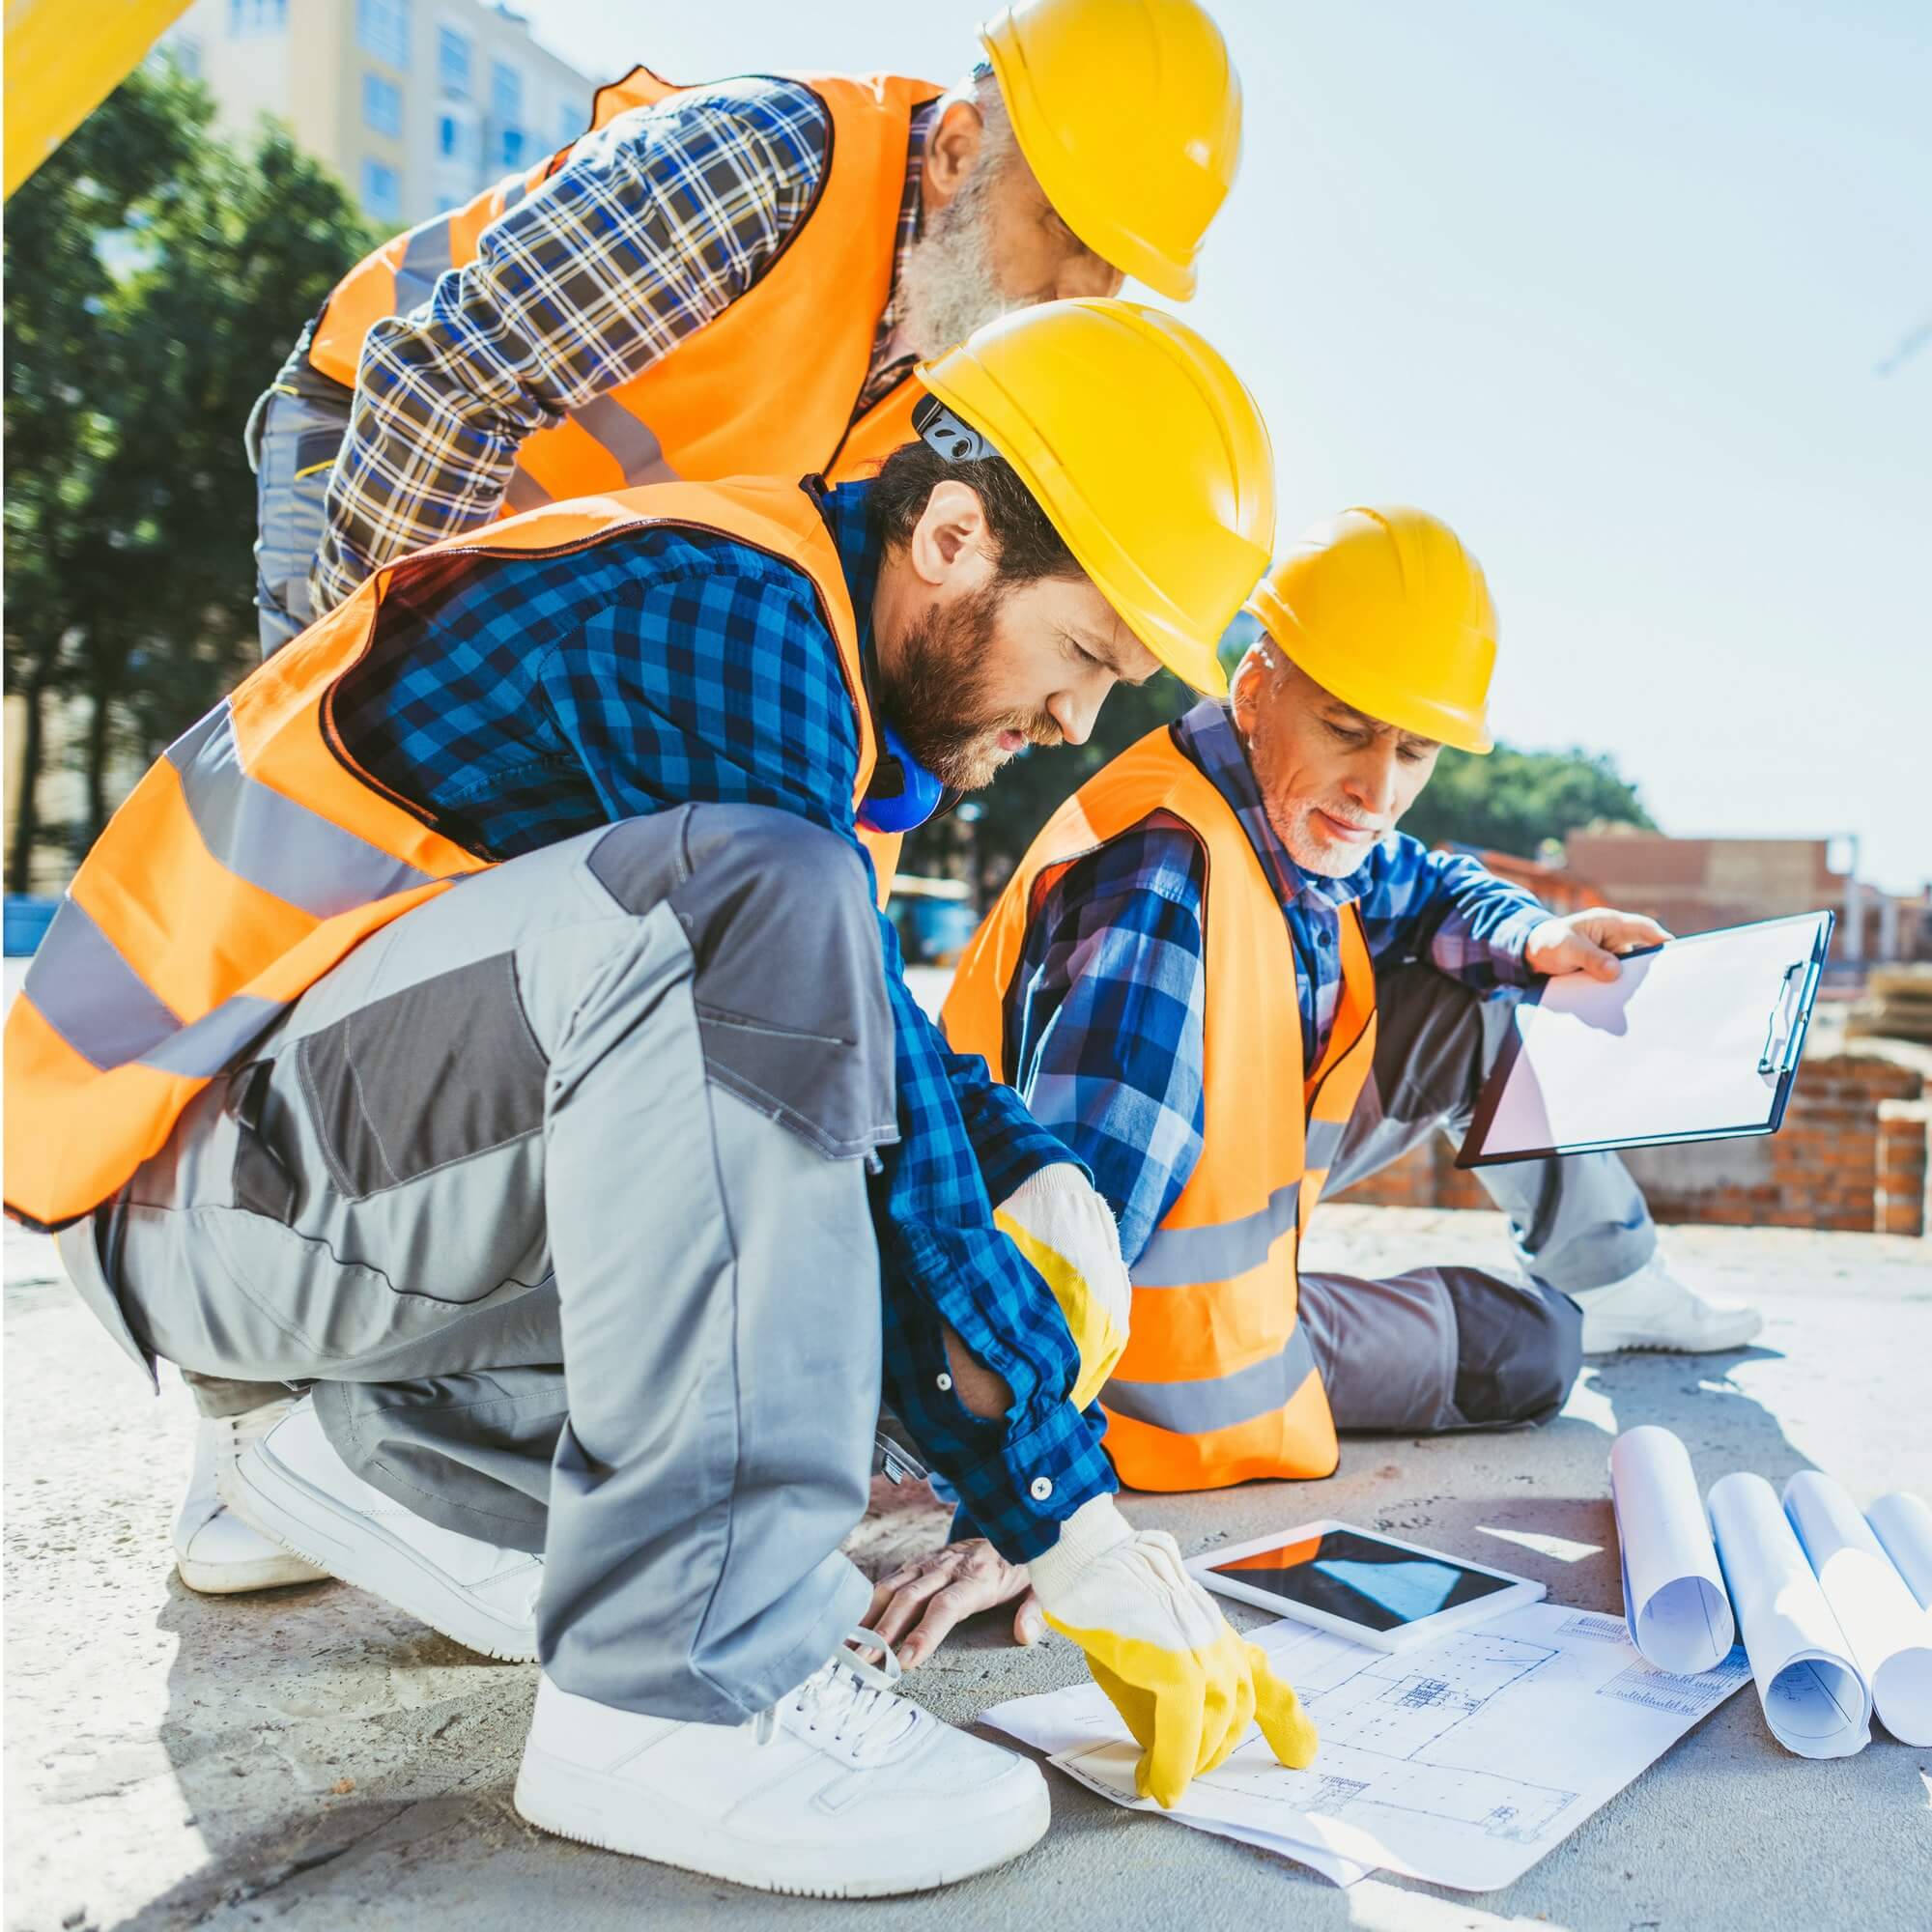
[{"xmin": 104, "ymin": 1568, "xmax": 535, "ymax": 1931}]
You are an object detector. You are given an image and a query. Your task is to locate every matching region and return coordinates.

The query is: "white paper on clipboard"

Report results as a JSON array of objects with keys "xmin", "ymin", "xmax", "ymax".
[{"xmin": 1463, "ymin": 911, "xmax": 1832, "ymax": 1165}]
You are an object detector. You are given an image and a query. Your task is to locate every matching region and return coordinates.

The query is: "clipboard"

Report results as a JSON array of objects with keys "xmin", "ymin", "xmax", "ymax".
[{"xmin": 1459, "ymin": 910, "xmax": 1834, "ymax": 1168}]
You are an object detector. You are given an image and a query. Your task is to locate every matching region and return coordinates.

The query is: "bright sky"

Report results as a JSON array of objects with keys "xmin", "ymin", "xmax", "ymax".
[{"xmin": 518, "ymin": 0, "xmax": 1931, "ymax": 893}]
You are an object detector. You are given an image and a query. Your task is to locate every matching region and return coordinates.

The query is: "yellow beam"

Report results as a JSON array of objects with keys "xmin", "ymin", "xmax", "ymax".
[{"xmin": 5, "ymin": 0, "xmax": 195, "ymax": 198}]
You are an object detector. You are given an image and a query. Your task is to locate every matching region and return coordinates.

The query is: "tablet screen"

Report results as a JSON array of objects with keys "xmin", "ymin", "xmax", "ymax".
[{"xmin": 1206, "ymin": 1528, "xmax": 1515, "ymax": 1631}]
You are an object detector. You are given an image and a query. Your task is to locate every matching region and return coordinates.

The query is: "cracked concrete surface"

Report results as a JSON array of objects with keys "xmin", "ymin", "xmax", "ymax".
[{"xmin": 8, "ymin": 1205, "xmax": 1929, "ymax": 1932}]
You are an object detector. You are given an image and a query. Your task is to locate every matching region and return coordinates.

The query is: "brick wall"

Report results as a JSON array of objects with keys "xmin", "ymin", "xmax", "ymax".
[{"xmin": 1334, "ymin": 1041, "xmax": 1932, "ymax": 1236}]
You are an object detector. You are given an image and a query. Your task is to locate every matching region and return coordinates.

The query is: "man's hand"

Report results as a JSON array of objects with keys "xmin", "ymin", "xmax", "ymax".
[
  {"xmin": 1028, "ymin": 1498, "xmax": 1318, "ymax": 1808},
  {"xmin": 863, "ymin": 1540, "xmax": 1043, "ymax": 1669},
  {"xmin": 994, "ymin": 1163, "xmax": 1132, "ymax": 1410},
  {"xmin": 1525, "ymin": 907, "xmax": 1672, "ymax": 981}
]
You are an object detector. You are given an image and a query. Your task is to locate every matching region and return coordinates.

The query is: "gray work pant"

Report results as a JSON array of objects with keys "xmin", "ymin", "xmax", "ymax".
[
  {"xmin": 1299, "ymin": 960, "xmax": 1656, "ymax": 1434},
  {"xmin": 244, "ymin": 327, "xmax": 353, "ymax": 658},
  {"xmin": 62, "ymin": 809, "xmax": 897, "ymax": 1721}
]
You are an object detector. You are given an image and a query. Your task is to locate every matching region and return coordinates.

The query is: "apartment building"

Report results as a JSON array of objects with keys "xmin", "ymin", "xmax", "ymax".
[{"xmin": 162, "ymin": 0, "xmax": 597, "ymax": 230}]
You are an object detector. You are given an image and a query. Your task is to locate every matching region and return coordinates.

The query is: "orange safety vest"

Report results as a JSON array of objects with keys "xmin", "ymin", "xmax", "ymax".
[
  {"xmin": 4, "ymin": 479, "xmax": 881, "ymax": 1234},
  {"xmin": 943, "ymin": 725, "xmax": 1380, "ymax": 1491},
  {"xmin": 306, "ymin": 65, "xmax": 939, "ymax": 499}
]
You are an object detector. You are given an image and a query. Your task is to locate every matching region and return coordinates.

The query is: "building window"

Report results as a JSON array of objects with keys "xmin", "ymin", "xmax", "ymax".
[
  {"xmin": 490, "ymin": 60, "xmax": 524, "ymax": 126},
  {"xmin": 158, "ymin": 35, "xmax": 203, "ymax": 77},
  {"xmin": 558, "ymin": 99, "xmax": 587, "ymax": 148},
  {"xmin": 356, "ymin": 0, "xmax": 411, "ymax": 71},
  {"xmin": 437, "ymin": 112, "xmax": 477, "ymax": 164},
  {"xmin": 438, "ymin": 25, "xmax": 471, "ymax": 99},
  {"xmin": 363, "ymin": 72, "xmax": 404, "ymax": 137},
  {"xmin": 229, "ymin": 0, "xmax": 286, "ymax": 34},
  {"xmin": 500, "ymin": 128, "xmax": 526, "ymax": 172},
  {"xmin": 361, "ymin": 158, "xmax": 402, "ymax": 225}
]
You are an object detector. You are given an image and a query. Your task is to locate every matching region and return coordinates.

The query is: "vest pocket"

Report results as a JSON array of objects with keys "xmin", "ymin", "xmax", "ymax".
[{"xmin": 295, "ymin": 952, "xmax": 550, "ymax": 1201}]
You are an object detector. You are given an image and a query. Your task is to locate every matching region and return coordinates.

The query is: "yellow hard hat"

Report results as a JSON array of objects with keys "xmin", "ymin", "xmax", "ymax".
[
  {"xmin": 916, "ymin": 298, "xmax": 1274, "ymax": 696},
  {"xmin": 1244, "ymin": 507, "xmax": 1498, "ymax": 753},
  {"xmin": 980, "ymin": 0, "xmax": 1241, "ymax": 301}
]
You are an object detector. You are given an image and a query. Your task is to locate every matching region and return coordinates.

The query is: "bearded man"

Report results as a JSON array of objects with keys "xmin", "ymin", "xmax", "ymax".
[
  {"xmin": 12, "ymin": 302, "xmax": 1320, "ymax": 1887},
  {"xmin": 884, "ymin": 505, "xmax": 1760, "ymax": 1667},
  {"xmin": 201, "ymin": 0, "xmax": 1244, "ymax": 1598}
]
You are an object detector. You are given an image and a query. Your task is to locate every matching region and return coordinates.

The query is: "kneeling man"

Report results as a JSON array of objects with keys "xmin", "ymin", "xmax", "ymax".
[
  {"xmin": 939, "ymin": 504, "xmax": 1756, "ymax": 1520},
  {"xmin": 7, "ymin": 302, "xmax": 1314, "ymax": 1894}
]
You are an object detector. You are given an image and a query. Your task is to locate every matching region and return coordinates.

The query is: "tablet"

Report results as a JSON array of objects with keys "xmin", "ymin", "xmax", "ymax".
[{"xmin": 1188, "ymin": 1520, "xmax": 1545, "ymax": 1652}]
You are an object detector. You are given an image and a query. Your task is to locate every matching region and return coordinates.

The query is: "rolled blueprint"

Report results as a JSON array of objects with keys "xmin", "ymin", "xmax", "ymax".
[
  {"xmin": 1609, "ymin": 1425, "xmax": 1735, "ymax": 1674},
  {"xmin": 1708, "ymin": 1471, "xmax": 1871, "ymax": 1758},
  {"xmin": 1783, "ymin": 1473, "xmax": 1932, "ymax": 1746},
  {"xmin": 1866, "ymin": 1492, "xmax": 1932, "ymax": 1611}
]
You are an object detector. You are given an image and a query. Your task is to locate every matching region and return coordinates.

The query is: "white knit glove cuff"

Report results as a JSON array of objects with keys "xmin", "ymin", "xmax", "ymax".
[{"xmin": 1027, "ymin": 1494, "xmax": 1134, "ymax": 1603}]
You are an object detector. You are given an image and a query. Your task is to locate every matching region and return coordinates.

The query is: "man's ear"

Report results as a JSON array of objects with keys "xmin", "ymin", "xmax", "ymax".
[
  {"xmin": 906, "ymin": 479, "xmax": 996, "ymax": 590},
  {"xmin": 1230, "ymin": 643, "xmax": 1275, "ymax": 735},
  {"xmin": 923, "ymin": 97, "xmax": 985, "ymax": 212}
]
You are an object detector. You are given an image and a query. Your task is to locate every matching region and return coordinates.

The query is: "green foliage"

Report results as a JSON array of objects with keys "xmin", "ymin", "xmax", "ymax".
[
  {"xmin": 4, "ymin": 60, "xmax": 373, "ymax": 882},
  {"xmin": 1400, "ymin": 741, "xmax": 1655, "ymax": 860}
]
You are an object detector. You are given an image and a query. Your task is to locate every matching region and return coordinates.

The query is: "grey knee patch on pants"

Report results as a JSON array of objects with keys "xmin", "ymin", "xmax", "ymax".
[
  {"xmin": 587, "ymin": 806, "xmax": 896, "ymax": 1160},
  {"xmin": 1441, "ymin": 1269, "xmax": 1581, "ymax": 1427}
]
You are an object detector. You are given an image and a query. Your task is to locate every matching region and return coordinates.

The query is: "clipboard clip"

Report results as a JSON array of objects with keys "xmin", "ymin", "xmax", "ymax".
[{"xmin": 1757, "ymin": 962, "xmax": 1807, "ymax": 1077}]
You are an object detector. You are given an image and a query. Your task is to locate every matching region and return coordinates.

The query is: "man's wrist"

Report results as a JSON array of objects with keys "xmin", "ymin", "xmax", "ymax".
[{"xmin": 1027, "ymin": 1494, "xmax": 1132, "ymax": 1602}]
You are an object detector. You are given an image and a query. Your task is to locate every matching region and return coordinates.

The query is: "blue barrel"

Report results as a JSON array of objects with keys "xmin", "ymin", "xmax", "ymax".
[{"xmin": 3, "ymin": 895, "xmax": 59, "ymax": 956}]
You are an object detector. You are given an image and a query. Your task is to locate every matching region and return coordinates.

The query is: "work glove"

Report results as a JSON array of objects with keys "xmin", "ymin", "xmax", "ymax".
[
  {"xmin": 994, "ymin": 1163, "xmax": 1131, "ymax": 1411},
  {"xmin": 1029, "ymin": 1496, "xmax": 1319, "ymax": 1808}
]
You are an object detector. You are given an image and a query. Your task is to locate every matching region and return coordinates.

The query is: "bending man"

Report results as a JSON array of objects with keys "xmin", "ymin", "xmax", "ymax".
[{"xmin": 9, "ymin": 300, "xmax": 1310, "ymax": 1895}]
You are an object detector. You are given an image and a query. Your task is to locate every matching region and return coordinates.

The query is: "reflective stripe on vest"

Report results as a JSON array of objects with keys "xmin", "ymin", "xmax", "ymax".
[
  {"xmin": 4, "ymin": 477, "xmax": 880, "ymax": 1233},
  {"xmin": 306, "ymin": 67, "xmax": 937, "ymax": 498},
  {"xmin": 942, "ymin": 724, "xmax": 1380, "ymax": 1492}
]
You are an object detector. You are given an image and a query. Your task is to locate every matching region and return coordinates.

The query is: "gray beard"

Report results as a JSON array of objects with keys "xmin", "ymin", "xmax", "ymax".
[{"xmin": 895, "ymin": 172, "xmax": 1011, "ymax": 359}]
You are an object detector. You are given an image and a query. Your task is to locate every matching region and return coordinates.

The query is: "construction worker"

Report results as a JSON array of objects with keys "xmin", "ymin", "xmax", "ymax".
[
  {"xmin": 881, "ymin": 507, "xmax": 1762, "ymax": 1663},
  {"xmin": 7, "ymin": 299, "xmax": 1317, "ymax": 1893},
  {"xmin": 205, "ymin": 0, "xmax": 1240, "ymax": 1604},
  {"xmin": 249, "ymin": 0, "xmax": 1242, "ymax": 655}
]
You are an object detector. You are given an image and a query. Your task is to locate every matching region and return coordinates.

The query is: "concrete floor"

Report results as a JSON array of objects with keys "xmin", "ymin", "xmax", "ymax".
[{"xmin": 6, "ymin": 1204, "xmax": 1930, "ymax": 1932}]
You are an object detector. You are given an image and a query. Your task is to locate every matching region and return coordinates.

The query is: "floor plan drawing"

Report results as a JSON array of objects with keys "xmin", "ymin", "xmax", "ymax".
[{"xmin": 987, "ymin": 1599, "xmax": 1755, "ymax": 1891}]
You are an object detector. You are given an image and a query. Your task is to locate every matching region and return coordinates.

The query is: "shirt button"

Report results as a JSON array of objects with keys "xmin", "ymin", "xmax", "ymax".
[
  {"xmin": 1030, "ymin": 1476, "xmax": 1054, "ymax": 1502},
  {"xmin": 936, "ymin": 1372, "xmax": 953, "ymax": 1392},
  {"xmin": 1317, "ymin": 928, "xmax": 1333, "ymax": 948}
]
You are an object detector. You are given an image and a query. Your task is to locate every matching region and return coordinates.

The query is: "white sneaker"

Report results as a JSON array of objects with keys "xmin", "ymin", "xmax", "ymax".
[
  {"xmin": 514, "ymin": 1633, "xmax": 1050, "ymax": 1897},
  {"xmin": 1576, "ymin": 1257, "xmax": 1763, "ymax": 1353},
  {"xmin": 174, "ymin": 1397, "xmax": 330, "ymax": 1594},
  {"xmin": 221, "ymin": 1398, "xmax": 541, "ymax": 1660}
]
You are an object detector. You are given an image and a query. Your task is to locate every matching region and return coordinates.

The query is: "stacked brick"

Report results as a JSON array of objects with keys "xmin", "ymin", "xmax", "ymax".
[{"xmin": 1334, "ymin": 1041, "xmax": 1932, "ymax": 1237}]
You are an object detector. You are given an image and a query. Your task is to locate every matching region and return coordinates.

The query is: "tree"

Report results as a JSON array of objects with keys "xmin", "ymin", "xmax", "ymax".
[
  {"xmin": 4, "ymin": 61, "xmax": 373, "ymax": 887},
  {"xmin": 1399, "ymin": 742, "xmax": 1655, "ymax": 859}
]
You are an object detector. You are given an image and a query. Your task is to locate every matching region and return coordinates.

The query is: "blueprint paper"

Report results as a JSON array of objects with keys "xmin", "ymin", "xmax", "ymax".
[
  {"xmin": 1708, "ymin": 1472, "xmax": 1871, "ymax": 1757},
  {"xmin": 1783, "ymin": 1472, "xmax": 1932, "ymax": 1746},
  {"xmin": 1610, "ymin": 1426, "xmax": 1735, "ymax": 1674},
  {"xmin": 983, "ymin": 1602, "xmax": 1749, "ymax": 1892},
  {"xmin": 1867, "ymin": 1492, "xmax": 1932, "ymax": 1610}
]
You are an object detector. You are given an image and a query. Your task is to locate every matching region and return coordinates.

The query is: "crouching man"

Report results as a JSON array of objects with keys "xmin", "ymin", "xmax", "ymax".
[
  {"xmin": 872, "ymin": 506, "xmax": 1756, "ymax": 1662},
  {"xmin": 5, "ymin": 300, "xmax": 1317, "ymax": 1897}
]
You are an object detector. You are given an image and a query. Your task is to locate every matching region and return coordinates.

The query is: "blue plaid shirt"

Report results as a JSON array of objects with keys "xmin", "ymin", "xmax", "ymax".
[
  {"xmin": 1004, "ymin": 700, "xmax": 1549, "ymax": 1264},
  {"xmin": 334, "ymin": 478, "xmax": 1112, "ymax": 1560}
]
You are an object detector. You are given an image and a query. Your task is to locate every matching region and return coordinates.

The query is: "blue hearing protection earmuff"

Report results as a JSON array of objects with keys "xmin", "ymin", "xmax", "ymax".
[{"xmin": 859, "ymin": 718, "xmax": 946, "ymax": 835}]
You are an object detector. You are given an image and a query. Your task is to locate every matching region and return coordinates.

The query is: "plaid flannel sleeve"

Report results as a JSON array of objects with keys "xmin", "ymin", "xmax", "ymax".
[
  {"xmin": 311, "ymin": 79, "xmax": 832, "ymax": 613},
  {"xmin": 1004, "ymin": 825, "xmax": 1210, "ymax": 1267},
  {"xmin": 873, "ymin": 912, "xmax": 1118, "ymax": 1564},
  {"xmin": 1356, "ymin": 833, "xmax": 1549, "ymax": 986}
]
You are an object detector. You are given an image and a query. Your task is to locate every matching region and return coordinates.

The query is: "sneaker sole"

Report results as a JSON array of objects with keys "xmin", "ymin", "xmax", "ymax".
[
  {"xmin": 513, "ymin": 1743, "xmax": 1051, "ymax": 1896},
  {"xmin": 176, "ymin": 1548, "xmax": 330, "ymax": 1595},
  {"xmin": 227, "ymin": 1440, "xmax": 538, "ymax": 1662},
  {"xmin": 1582, "ymin": 1317, "xmax": 1764, "ymax": 1355}
]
